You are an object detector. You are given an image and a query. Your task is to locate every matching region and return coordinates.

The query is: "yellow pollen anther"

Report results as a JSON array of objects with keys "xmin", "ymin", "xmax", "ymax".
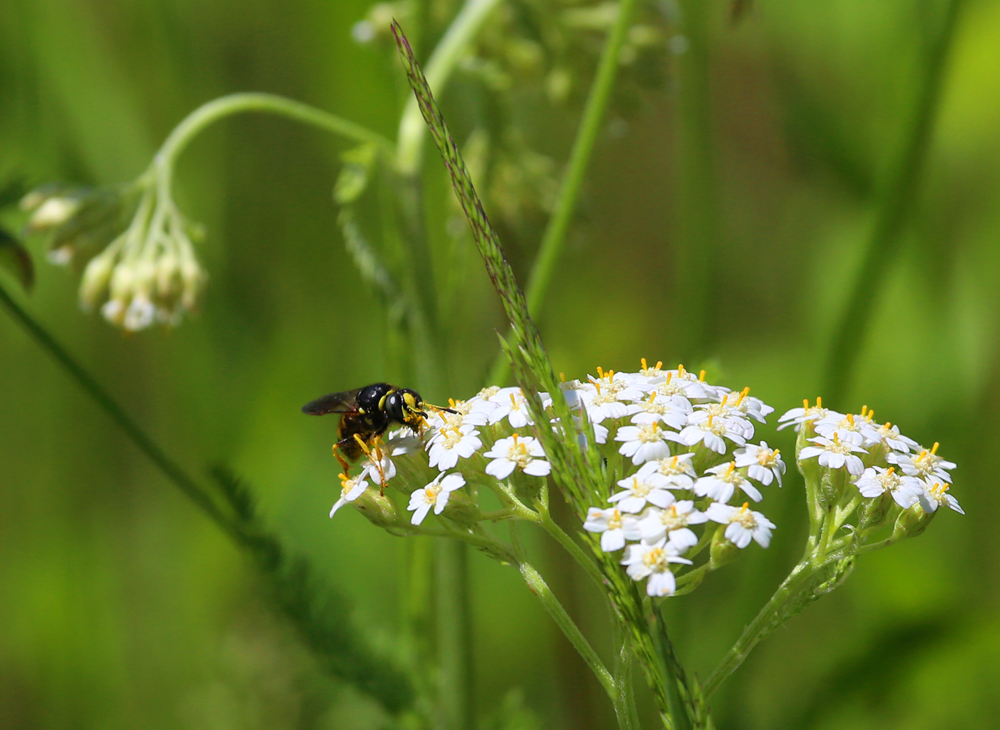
[
  {"xmin": 656, "ymin": 361, "xmax": 663, "ymax": 369},
  {"xmin": 803, "ymin": 398, "xmax": 810, "ymax": 409},
  {"xmin": 931, "ymin": 442, "xmax": 940, "ymax": 455},
  {"xmin": 338, "ymin": 473, "xmax": 349, "ymax": 485},
  {"xmin": 559, "ymin": 372, "xmax": 566, "ymax": 382},
  {"xmin": 594, "ymin": 380, "xmax": 602, "ymax": 395},
  {"xmin": 739, "ymin": 502, "xmax": 750, "ymax": 513},
  {"xmin": 886, "ymin": 467, "xmax": 895, "ymax": 476},
  {"xmin": 816, "ymin": 396, "xmax": 823, "ymax": 407},
  {"xmin": 846, "ymin": 414, "xmax": 855, "ymax": 426},
  {"xmin": 510, "ymin": 392, "xmax": 518, "ymax": 408},
  {"xmin": 699, "ymin": 370, "xmax": 706, "ymax": 382},
  {"xmin": 707, "ymin": 414, "xmax": 715, "ymax": 427},
  {"xmin": 861, "ymin": 405, "xmax": 868, "ymax": 417},
  {"xmin": 596, "ymin": 366, "xmax": 605, "ymax": 379},
  {"xmin": 832, "ymin": 433, "xmax": 841, "ymax": 444},
  {"xmin": 641, "ymin": 357, "xmax": 648, "ymax": 370},
  {"xmin": 449, "ymin": 398, "xmax": 457, "ymax": 408},
  {"xmin": 665, "ymin": 373, "xmax": 673, "ymax": 384},
  {"xmin": 773, "ymin": 449, "xmax": 780, "ymax": 457},
  {"xmin": 677, "ymin": 364, "xmax": 686, "ymax": 375},
  {"xmin": 648, "ymin": 391, "xmax": 657, "ymax": 403},
  {"xmin": 736, "ymin": 387, "xmax": 749, "ymax": 405},
  {"xmin": 725, "ymin": 462, "xmax": 736, "ymax": 476}
]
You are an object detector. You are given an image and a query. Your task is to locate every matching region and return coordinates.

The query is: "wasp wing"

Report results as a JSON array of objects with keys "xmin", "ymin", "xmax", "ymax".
[{"xmin": 301, "ymin": 388, "xmax": 363, "ymax": 416}]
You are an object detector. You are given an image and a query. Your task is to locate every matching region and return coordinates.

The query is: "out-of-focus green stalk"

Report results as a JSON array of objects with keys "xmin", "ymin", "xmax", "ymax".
[
  {"xmin": 396, "ymin": 0, "xmax": 505, "ymax": 177},
  {"xmin": 0, "ymin": 280, "xmax": 237, "ymax": 538},
  {"xmin": 822, "ymin": 0, "xmax": 965, "ymax": 405},
  {"xmin": 673, "ymin": 0, "xmax": 719, "ymax": 361},
  {"xmin": 435, "ymin": 539, "xmax": 476, "ymax": 730},
  {"xmin": 487, "ymin": 0, "xmax": 641, "ymax": 386}
]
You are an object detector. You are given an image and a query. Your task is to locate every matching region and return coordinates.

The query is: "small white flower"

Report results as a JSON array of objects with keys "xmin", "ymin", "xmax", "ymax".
[
  {"xmin": 637, "ymin": 501, "xmax": 708, "ymax": 550},
  {"xmin": 360, "ymin": 449, "xmax": 397, "ymax": 483},
  {"xmin": 677, "ymin": 415, "xmax": 746, "ymax": 455},
  {"xmin": 583, "ymin": 507, "xmax": 640, "ymax": 552},
  {"xmin": 655, "ymin": 365, "xmax": 724, "ymax": 401},
  {"xmin": 706, "ymin": 502, "xmax": 775, "ymax": 549},
  {"xmin": 815, "ymin": 411, "xmax": 880, "ymax": 447},
  {"xmin": 488, "ymin": 387, "xmax": 534, "ymax": 428},
  {"xmin": 887, "ymin": 442, "xmax": 956, "ymax": 482},
  {"xmin": 625, "ymin": 392, "xmax": 690, "ymax": 430},
  {"xmin": 689, "ymin": 394, "xmax": 755, "ymax": 440},
  {"xmin": 694, "ymin": 462, "xmax": 763, "ymax": 503},
  {"xmin": 918, "ymin": 479, "xmax": 964, "ymax": 515},
  {"xmin": 853, "ymin": 466, "xmax": 922, "ymax": 508},
  {"xmin": 778, "ymin": 399, "xmax": 839, "ymax": 431},
  {"xmin": 727, "ymin": 387, "xmax": 775, "ymax": 424},
  {"xmin": 386, "ymin": 429, "xmax": 421, "ymax": 456},
  {"xmin": 609, "ymin": 474, "xmax": 676, "ymax": 513},
  {"xmin": 798, "ymin": 434, "xmax": 868, "ymax": 476},
  {"xmin": 615, "ymin": 422, "xmax": 679, "ymax": 464},
  {"xmin": 407, "ymin": 472, "xmax": 466, "ymax": 525},
  {"xmin": 330, "ymin": 473, "xmax": 370, "ymax": 518},
  {"xmin": 620, "ymin": 539, "xmax": 693, "ymax": 597},
  {"xmin": 635, "ymin": 454, "xmax": 697, "ymax": 490},
  {"xmin": 734, "ymin": 441, "xmax": 786, "ymax": 487},
  {"xmin": 427, "ymin": 424, "xmax": 482, "ymax": 471},
  {"xmin": 483, "ymin": 434, "xmax": 551, "ymax": 480},
  {"xmin": 874, "ymin": 422, "xmax": 920, "ymax": 454}
]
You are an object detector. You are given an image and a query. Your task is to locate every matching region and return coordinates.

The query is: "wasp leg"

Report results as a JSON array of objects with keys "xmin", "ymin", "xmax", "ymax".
[
  {"xmin": 353, "ymin": 433, "xmax": 389, "ymax": 495},
  {"xmin": 333, "ymin": 443, "xmax": 352, "ymax": 475}
]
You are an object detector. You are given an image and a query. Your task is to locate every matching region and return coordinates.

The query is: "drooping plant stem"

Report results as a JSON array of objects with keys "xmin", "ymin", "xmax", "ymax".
[
  {"xmin": 821, "ymin": 0, "xmax": 965, "ymax": 405},
  {"xmin": 488, "ymin": 0, "xmax": 641, "ymax": 386},
  {"xmin": 156, "ymin": 92, "xmax": 394, "ymax": 185}
]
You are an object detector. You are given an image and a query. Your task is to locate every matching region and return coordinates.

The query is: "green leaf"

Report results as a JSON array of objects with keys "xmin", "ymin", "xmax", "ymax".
[{"xmin": 0, "ymin": 228, "xmax": 34, "ymax": 293}]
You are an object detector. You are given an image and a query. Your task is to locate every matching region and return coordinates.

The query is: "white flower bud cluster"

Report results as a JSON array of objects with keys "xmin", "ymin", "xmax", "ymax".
[
  {"xmin": 574, "ymin": 362, "xmax": 782, "ymax": 598},
  {"xmin": 21, "ymin": 182, "xmax": 207, "ymax": 332}
]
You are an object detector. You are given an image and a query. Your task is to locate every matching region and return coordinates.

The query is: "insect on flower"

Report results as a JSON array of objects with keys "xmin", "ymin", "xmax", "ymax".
[{"xmin": 302, "ymin": 383, "xmax": 454, "ymax": 489}]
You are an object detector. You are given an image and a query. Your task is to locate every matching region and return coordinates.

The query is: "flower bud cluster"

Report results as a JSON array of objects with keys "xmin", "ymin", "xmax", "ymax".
[
  {"xmin": 22, "ymin": 179, "xmax": 207, "ymax": 332},
  {"xmin": 573, "ymin": 362, "xmax": 783, "ymax": 598},
  {"xmin": 781, "ymin": 399, "xmax": 963, "ymax": 540}
]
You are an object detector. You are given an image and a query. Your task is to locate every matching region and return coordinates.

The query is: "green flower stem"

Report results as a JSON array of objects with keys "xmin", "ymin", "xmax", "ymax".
[
  {"xmin": 396, "ymin": 0, "xmax": 505, "ymax": 177},
  {"xmin": 821, "ymin": 0, "xmax": 965, "ymax": 405},
  {"xmin": 518, "ymin": 554, "xmax": 617, "ymax": 702},
  {"xmin": 435, "ymin": 539, "xmax": 476, "ymax": 730},
  {"xmin": 487, "ymin": 0, "xmax": 641, "ymax": 386},
  {"xmin": 610, "ymin": 613, "xmax": 642, "ymax": 730},
  {"xmin": 154, "ymin": 92, "xmax": 395, "ymax": 189},
  {"xmin": 0, "ymin": 281, "xmax": 236, "ymax": 538},
  {"xmin": 702, "ymin": 557, "xmax": 815, "ymax": 697}
]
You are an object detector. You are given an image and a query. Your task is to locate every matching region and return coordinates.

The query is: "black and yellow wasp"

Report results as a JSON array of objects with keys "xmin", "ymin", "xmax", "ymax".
[{"xmin": 301, "ymin": 383, "xmax": 454, "ymax": 478}]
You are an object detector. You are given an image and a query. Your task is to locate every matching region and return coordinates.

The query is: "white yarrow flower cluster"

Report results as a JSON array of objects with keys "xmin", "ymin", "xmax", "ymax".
[
  {"xmin": 578, "ymin": 362, "xmax": 783, "ymax": 598},
  {"xmin": 785, "ymin": 400, "xmax": 963, "ymax": 519},
  {"xmin": 323, "ymin": 386, "xmax": 554, "ymax": 527}
]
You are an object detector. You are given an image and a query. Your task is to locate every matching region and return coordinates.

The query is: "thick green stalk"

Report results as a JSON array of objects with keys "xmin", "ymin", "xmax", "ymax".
[
  {"xmin": 487, "ymin": 0, "xmax": 641, "ymax": 386},
  {"xmin": 821, "ymin": 0, "xmax": 965, "ymax": 405},
  {"xmin": 436, "ymin": 539, "xmax": 476, "ymax": 730},
  {"xmin": 673, "ymin": 0, "xmax": 720, "ymax": 361}
]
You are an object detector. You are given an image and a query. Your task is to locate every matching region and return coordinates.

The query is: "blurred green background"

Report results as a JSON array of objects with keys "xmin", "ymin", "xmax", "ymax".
[{"xmin": 2, "ymin": 0, "xmax": 999, "ymax": 728}]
